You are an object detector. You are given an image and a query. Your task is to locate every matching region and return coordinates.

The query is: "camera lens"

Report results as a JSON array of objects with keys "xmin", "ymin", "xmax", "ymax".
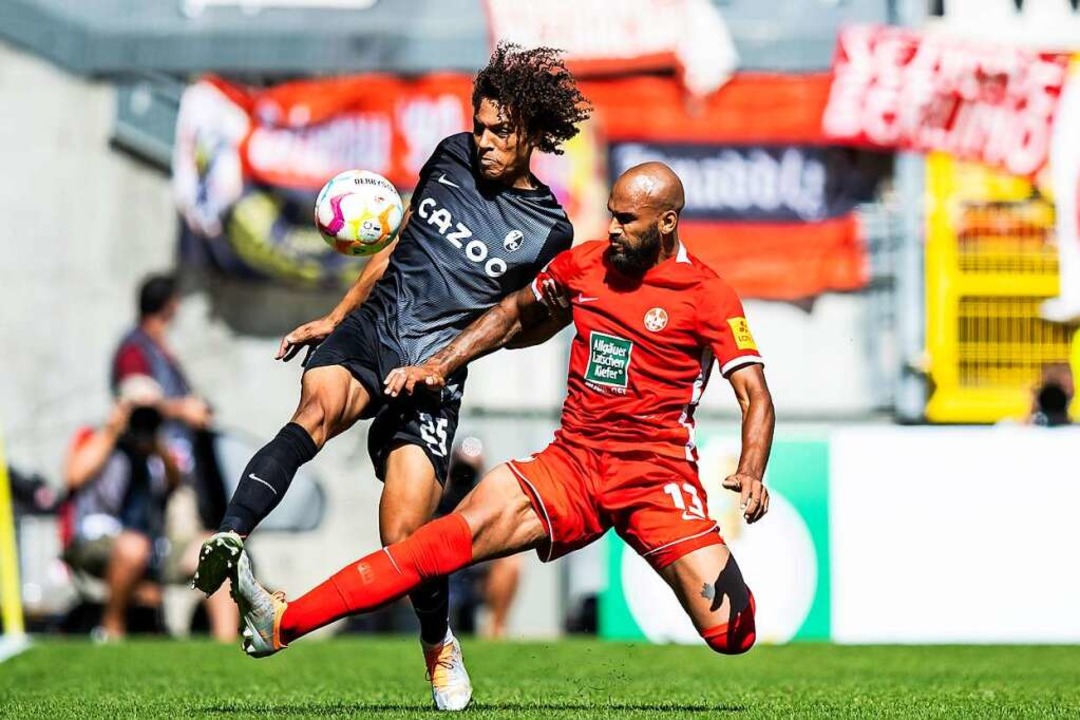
[{"xmin": 129, "ymin": 405, "xmax": 163, "ymax": 438}]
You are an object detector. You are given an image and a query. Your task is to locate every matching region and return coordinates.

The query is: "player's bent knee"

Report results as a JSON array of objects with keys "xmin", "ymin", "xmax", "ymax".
[
  {"xmin": 380, "ymin": 516, "xmax": 425, "ymax": 546},
  {"xmin": 459, "ymin": 468, "xmax": 536, "ymax": 531},
  {"xmin": 296, "ymin": 373, "xmax": 351, "ymax": 433},
  {"xmin": 456, "ymin": 500, "xmax": 503, "ymax": 544},
  {"xmin": 701, "ymin": 591, "xmax": 757, "ymax": 655},
  {"xmin": 292, "ymin": 398, "xmax": 327, "ymax": 434},
  {"xmin": 294, "ymin": 395, "xmax": 351, "ymax": 448}
]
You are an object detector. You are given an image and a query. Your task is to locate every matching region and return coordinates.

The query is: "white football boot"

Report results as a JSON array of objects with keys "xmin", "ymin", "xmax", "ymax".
[
  {"xmin": 422, "ymin": 631, "xmax": 473, "ymax": 711},
  {"xmin": 232, "ymin": 550, "xmax": 288, "ymax": 658}
]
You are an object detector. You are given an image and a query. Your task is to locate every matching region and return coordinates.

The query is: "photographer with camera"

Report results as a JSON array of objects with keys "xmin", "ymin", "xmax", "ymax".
[
  {"xmin": 62, "ymin": 375, "xmax": 181, "ymax": 641},
  {"xmin": 110, "ymin": 273, "xmax": 213, "ymax": 479}
]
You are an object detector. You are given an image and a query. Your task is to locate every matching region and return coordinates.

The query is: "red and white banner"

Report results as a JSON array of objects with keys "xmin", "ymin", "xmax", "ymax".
[
  {"xmin": 172, "ymin": 75, "xmax": 605, "ymax": 288},
  {"xmin": 174, "ymin": 72, "xmax": 872, "ymax": 299},
  {"xmin": 823, "ymin": 24, "xmax": 1069, "ymax": 177},
  {"xmin": 595, "ymin": 74, "xmax": 871, "ymax": 301},
  {"xmin": 239, "ymin": 74, "xmax": 476, "ymax": 191},
  {"xmin": 483, "ymin": 0, "xmax": 738, "ymax": 97}
]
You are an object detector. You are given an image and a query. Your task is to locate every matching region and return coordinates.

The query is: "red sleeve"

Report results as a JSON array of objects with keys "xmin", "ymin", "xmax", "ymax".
[
  {"xmin": 697, "ymin": 278, "xmax": 764, "ymax": 377},
  {"xmin": 114, "ymin": 342, "xmax": 151, "ymax": 382},
  {"xmin": 529, "ymin": 245, "xmax": 583, "ymax": 301}
]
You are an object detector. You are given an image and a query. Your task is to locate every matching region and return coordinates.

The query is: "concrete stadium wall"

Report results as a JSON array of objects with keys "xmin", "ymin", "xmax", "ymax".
[{"xmin": 1, "ymin": 41, "xmax": 885, "ymax": 637}]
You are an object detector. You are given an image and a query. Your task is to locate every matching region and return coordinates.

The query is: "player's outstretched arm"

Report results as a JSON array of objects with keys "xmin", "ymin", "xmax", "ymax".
[
  {"xmin": 383, "ymin": 284, "xmax": 548, "ymax": 396},
  {"xmin": 505, "ymin": 277, "xmax": 572, "ymax": 349},
  {"xmin": 723, "ymin": 364, "xmax": 775, "ymax": 524},
  {"xmin": 276, "ymin": 210, "xmax": 410, "ymax": 362}
]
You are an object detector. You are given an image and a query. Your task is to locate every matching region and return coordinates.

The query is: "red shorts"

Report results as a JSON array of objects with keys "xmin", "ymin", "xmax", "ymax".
[{"xmin": 507, "ymin": 437, "xmax": 724, "ymax": 570}]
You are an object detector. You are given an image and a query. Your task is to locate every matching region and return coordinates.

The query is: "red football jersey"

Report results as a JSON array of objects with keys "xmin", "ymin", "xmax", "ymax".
[{"xmin": 532, "ymin": 240, "xmax": 763, "ymax": 461}]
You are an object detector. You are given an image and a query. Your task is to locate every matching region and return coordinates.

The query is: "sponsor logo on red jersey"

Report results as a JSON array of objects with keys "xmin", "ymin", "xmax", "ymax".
[{"xmin": 585, "ymin": 332, "xmax": 633, "ymax": 389}]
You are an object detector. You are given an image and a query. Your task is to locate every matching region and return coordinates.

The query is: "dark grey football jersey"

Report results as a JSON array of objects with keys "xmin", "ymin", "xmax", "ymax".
[{"xmin": 360, "ymin": 132, "xmax": 573, "ymax": 365}]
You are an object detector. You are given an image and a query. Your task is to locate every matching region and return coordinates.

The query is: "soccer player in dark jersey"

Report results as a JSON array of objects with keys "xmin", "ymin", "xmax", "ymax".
[
  {"xmin": 229, "ymin": 163, "xmax": 776, "ymax": 687},
  {"xmin": 193, "ymin": 43, "xmax": 590, "ymax": 710}
]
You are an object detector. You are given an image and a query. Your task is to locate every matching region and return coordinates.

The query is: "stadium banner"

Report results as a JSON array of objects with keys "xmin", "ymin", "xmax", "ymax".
[
  {"xmin": 594, "ymin": 73, "xmax": 871, "ymax": 300},
  {"xmin": 173, "ymin": 75, "xmax": 606, "ymax": 289},
  {"xmin": 608, "ymin": 142, "xmax": 867, "ymax": 300},
  {"xmin": 823, "ymin": 24, "xmax": 1070, "ymax": 177},
  {"xmin": 600, "ymin": 434, "xmax": 831, "ymax": 644},
  {"xmin": 1044, "ymin": 60, "xmax": 1080, "ymax": 323},
  {"xmin": 829, "ymin": 426, "xmax": 1080, "ymax": 644},
  {"xmin": 482, "ymin": 0, "xmax": 738, "ymax": 97},
  {"xmin": 174, "ymin": 72, "xmax": 867, "ymax": 298},
  {"xmin": 600, "ymin": 72, "xmax": 868, "ymax": 297}
]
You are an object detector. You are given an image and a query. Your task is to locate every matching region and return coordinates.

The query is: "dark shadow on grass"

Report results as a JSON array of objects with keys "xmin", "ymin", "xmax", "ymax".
[{"xmin": 203, "ymin": 701, "xmax": 746, "ymax": 714}]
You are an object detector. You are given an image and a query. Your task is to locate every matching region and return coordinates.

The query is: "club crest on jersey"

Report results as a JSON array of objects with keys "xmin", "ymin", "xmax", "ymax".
[
  {"xmin": 503, "ymin": 230, "xmax": 523, "ymax": 252},
  {"xmin": 644, "ymin": 307, "xmax": 669, "ymax": 332}
]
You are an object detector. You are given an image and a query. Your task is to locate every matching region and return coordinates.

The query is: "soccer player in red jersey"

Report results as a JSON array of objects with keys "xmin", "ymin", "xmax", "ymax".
[{"xmin": 231, "ymin": 162, "xmax": 775, "ymax": 668}]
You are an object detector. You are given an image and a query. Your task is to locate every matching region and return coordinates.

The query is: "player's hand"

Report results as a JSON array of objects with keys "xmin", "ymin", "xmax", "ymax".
[
  {"xmin": 537, "ymin": 278, "xmax": 570, "ymax": 315},
  {"xmin": 722, "ymin": 472, "xmax": 769, "ymax": 524},
  {"xmin": 383, "ymin": 364, "xmax": 446, "ymax": 397},
  {"xmin": 277, "ymin": 316, "xmax": 337, "ymax": 362}
]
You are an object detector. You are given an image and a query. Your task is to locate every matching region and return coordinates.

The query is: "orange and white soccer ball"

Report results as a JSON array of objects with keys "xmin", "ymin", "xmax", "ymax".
[{"xmin": 314, "ymin": 170, "xmax": 404, "ymax": 256}]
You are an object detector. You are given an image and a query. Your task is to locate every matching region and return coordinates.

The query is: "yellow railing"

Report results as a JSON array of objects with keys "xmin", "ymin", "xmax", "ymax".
[
  {"xmin": 925, "ymin": 153, "xmax": 1073, "ymax": 423},
  {"xmin": 0, "ymin": 430, "xmax": 26, "ymax": 638}
]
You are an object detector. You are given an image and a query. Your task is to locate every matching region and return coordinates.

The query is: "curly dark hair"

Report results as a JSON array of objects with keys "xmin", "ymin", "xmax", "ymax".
[{"xmin": 472, "ymin": 42, "xmax": 592, "ymax": 155}]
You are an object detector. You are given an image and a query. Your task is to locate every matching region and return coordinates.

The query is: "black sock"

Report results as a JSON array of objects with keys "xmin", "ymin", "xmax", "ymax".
[
  {"xmin": 411, "ymin": 577, "xmax": 451, "ymax": 645},
  {"xmin": 219, "ymin": 422, "xmax": 318, "ymax": 536}
]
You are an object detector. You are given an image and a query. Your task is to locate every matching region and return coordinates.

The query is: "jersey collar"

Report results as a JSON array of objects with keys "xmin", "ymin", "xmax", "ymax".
[{"xmin": 675, "ymin": 242, "xmax": 690, "ymax": 264}]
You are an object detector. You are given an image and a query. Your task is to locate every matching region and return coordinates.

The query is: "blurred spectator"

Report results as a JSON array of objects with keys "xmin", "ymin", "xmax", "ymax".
[
  {"xmin": 110, "ymin": 273, "xmax": 212, "ymax": 476},
  {"xmin": 1030, "ymin": 363, "xmax": 1074, "ymax": 427},
  {"xmin": 62, "ymin": 376, "xmax": 180, "ymax": 640},
  {"xmin": 111, "ymin": 272, "xmax": 232, "ymax": 571},
  {"xmin": 61, "ymin": 376, "xmax": 237, "ymax": 641},
  {"xmin": 439, "ymin": 437, "xmax": 521, "ymax": 639}
]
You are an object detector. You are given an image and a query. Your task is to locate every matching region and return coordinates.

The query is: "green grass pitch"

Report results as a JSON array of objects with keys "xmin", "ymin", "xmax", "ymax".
[{"xmin": 2, "ymin": 638, "xmax": 1080, "ymax": 718}]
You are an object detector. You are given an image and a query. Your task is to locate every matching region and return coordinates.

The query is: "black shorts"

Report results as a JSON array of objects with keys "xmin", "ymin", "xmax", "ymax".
[{"xmin": 304, "ymin": 310, "xmax": 464, "ymax": 485}]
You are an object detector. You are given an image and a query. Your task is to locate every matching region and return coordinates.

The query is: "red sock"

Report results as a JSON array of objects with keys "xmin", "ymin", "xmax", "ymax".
[{"xmin": 279, "ymin": 513, "xmax": 474, "ymax": 643}]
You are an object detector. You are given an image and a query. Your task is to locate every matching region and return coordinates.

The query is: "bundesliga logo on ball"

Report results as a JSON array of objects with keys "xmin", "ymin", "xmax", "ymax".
[{"xmin": 314, "ymin": 170, "xmax": 405, "ymax": 256}]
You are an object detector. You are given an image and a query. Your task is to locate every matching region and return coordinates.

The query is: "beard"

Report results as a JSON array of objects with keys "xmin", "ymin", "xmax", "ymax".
[{"xmin": 608, "ymin": 225, "xmax": 661, "ymax": 276}]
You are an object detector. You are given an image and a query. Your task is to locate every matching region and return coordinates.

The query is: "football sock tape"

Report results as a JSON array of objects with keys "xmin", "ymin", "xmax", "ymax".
[{"xmin": 411, "ymin": 577, "xmax": 451, "ymax": 645}]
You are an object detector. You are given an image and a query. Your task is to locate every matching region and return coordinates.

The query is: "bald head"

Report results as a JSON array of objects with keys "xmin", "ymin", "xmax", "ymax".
[
  {"xmin": 606, "ymin": 162, "xmax": 686, "ymax": 275},
  {"xmin": 612, "ymin": 162, "xmax": 685, "ymax": 215}
]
